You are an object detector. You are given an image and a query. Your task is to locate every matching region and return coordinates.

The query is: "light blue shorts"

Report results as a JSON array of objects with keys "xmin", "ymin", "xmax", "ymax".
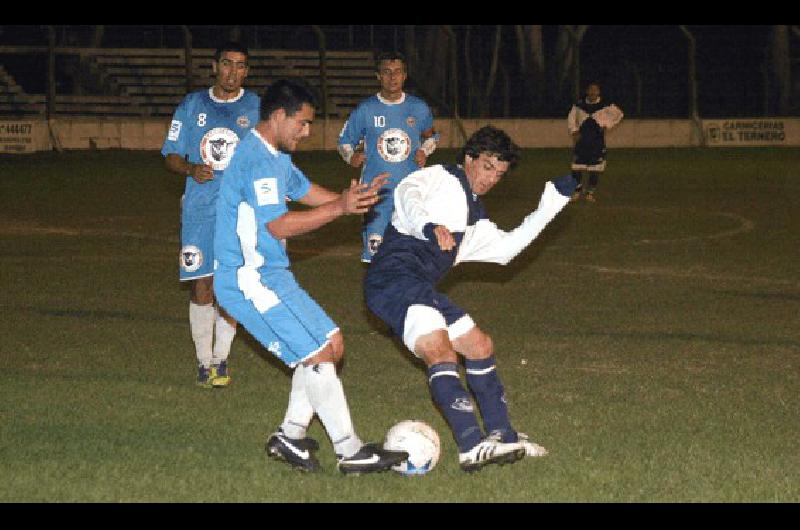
[
  {"xmin": 215, "ymin": 268, "xmax": 339, "ymax": 368},
  {"xmin": 179, "ymin": 216, "xmax": 215, "ymax": 281}
]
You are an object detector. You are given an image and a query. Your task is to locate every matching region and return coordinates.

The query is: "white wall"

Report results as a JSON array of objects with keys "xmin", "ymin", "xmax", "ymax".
[{"xmin": 3, "ymin": 117, "xmax": 800, "ymax": 153}]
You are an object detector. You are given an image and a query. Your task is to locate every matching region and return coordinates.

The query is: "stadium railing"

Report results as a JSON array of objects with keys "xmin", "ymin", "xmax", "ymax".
[{"xmin": 0, "ymin": 47, "xmax": 378, "ymax": 118}]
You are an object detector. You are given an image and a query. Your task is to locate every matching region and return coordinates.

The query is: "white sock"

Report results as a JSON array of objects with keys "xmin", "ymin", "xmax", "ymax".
[
  {"xmin": 280, "ymin": 367, "xmax": 315, "ymax": 439},
  {"xmin": 211, "ymin": 311, "xmax": 237, "ymax": 365},
  {"xmin": 189, "ymin": 302, "xmax": 215, "ymax": 368},
  {"xmin": 302, "ymin": 363, "xmax": 362, "ymax": 458}
]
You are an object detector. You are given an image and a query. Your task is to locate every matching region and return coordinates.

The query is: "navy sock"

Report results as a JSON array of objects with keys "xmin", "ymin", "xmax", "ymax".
[
  {"xmin": 571, "ymin": 171, "xmax": 583, "ymax": 189},
  {"xmin": 465, "ymin": 356, "xmax": 517, "ymax": 443},
  {"xmin": 428, "ymin": 363, "xmax": 483, "ymax": 452},
  {"xmin": 588, "ymin": 171, "xmax": 600, "ymax": 189}
]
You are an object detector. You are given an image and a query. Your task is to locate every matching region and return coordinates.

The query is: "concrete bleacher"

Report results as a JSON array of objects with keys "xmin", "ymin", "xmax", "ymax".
[
  {"xmin": 1, "ymin": 48, "xmax": 380, "ymax": 118},
  {"xmin": 89, "ymin": 48, "xmax": 378, "ymax": 117}
]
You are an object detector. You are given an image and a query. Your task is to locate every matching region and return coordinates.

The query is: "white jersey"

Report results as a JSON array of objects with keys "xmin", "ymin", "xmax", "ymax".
[{"xmin": 390, "ymin": 164, "xmax": 571, "ymax": 269}]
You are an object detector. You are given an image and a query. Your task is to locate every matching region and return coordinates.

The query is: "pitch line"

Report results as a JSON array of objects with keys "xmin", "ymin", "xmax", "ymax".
[{"xmin": 574, "ymin": 264, "xmax": 798, "ymax": 288}]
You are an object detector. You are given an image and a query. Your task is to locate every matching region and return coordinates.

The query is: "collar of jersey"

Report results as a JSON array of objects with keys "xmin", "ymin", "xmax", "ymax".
[
  {"xmin": 376, "ymin": 92, "xmax": 406, "ymax": 105},
  {"xmin": 584, "ymin": 96, "xmax": 602, "ymax": 105},
  {"xmin": 208, "ymin": 87, "xmax": 245, "ymax": 104},
  {"xmin": 251, "ymin": 129, "xmax": 280, "ymax": 156}
]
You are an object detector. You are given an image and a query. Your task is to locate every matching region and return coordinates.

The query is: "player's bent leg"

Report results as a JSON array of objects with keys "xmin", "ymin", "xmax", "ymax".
[
  {"xmin": 453, "ymin": 328, "xmax": 548, "ymax": 459},
  {"xmin": 454, "ymin": 328, "xmax": 517, "ymax": 444}
]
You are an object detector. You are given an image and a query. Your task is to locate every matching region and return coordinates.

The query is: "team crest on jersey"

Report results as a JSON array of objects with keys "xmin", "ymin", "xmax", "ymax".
[
  {"xmin": 406, "ymin": 116, "xmax": 416, "ymax": 128},
  {"xmin": 376, "ymin": 128, "xmax": 411, "ymax": 163},
  {"xmin": 368, "ymin": 233, "xmax": 383, "ymax": 255},
  {"xmin": 237, "ymin": 115, "xmax": 250, "ymax": 128},
  {"xmin": 199, "ymin": 127, "xmax": 240, "ymax": 171},
  {"xmin": 180, "ymin": 245, "xmax": 203, "ymax": 273}
]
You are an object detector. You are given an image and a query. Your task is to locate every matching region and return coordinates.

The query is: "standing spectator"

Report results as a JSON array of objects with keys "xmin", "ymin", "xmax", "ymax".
[{"xmin": 567, "ymin": 82, "xmax": 624, "ymax": 202}]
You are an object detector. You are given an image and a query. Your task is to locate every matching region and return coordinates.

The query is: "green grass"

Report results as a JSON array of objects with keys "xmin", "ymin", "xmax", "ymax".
[{"xmin": 1, "ymin": 147, "xmax": 799, "ymax": 502}]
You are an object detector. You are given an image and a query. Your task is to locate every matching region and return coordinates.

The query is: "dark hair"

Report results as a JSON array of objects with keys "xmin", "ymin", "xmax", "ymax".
[
  {"xmin": 457, "ymin": 126, "xmax": 521, "ymax": 169},
  {"xmin": 260, "ymin": 78, "xmax": 318, "ymax": 118},
  {"xmin": 214, "ymin": 41, "xmax": 249, "ymax": 62},
  {"xmin": 375, "ymin": 51, "xmax": 407, "ymax": 72}
]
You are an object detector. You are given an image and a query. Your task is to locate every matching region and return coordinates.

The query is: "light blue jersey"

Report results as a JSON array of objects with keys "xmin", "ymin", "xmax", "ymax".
[
  {"xmin": 162, "ymin": 87, "xmax": 260, "ymax": 220},
  {"xmin": 338, "ymin": 92, "xmax": 437, "ymax": 262},
  {"xmin": 162, "ymin": 87, "xmax": 259, "ymax": 280},
  {"xmin": 214, "ymin": 129, "xmax": 337, "ymax": 367}
]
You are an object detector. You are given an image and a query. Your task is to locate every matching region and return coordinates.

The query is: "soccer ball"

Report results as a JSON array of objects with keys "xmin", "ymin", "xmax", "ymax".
[{"xmin": 383, "ymin": 420, "xmax": 441, "ymax": 476}]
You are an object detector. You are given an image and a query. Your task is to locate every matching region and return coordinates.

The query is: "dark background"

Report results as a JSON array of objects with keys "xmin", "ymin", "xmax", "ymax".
[{"xmin": 0, "ymin": 25, "xmax": 795, "ymax": 118}]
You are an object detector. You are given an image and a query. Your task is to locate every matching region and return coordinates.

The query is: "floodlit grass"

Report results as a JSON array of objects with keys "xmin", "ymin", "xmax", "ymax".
[{"xmin": 1, "ymin": 147, "xmax": 798, "ymax": 502}]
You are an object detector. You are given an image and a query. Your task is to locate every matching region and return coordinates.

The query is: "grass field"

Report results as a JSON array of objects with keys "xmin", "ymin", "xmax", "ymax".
[{"xmin": 1, "ymin": 146, "xmax": 798, "ymax": 502}]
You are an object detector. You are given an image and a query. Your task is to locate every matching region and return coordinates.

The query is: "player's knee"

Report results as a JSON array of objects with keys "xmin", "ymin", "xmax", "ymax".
[
  {"xmin": 328, "ymin": 332, "xmax": 345, "ymax": 363},
  {"xmin": 415, "ymin": 331, "xmax": 457, "ymax": 366},
  {"xmin": 191, "ymin": 278, "xmax": 215, "ymax": 305},
  {"xmin": 455, "ymin": 328, "xmax": 494, "ymax": 360},
  {"xmin": 474, "ymin": 332, "xmax": 494, "ymax": 358},
  {"xmin": 303, "ymin": 334, "xmax": 344, "ymax": 367}
]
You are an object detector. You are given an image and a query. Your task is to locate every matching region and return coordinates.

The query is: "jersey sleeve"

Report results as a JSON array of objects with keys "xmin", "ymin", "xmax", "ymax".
[
  {"xmin": 418, "ymin": 102, "xmax": 440, "ymax": 154},
  {"xmin": 286, "ymin": 162, "xmax": 312, "ymax": 201},
  {"xmin": 567, "ymin": 104, "xmax": 580, "ymax": 134},
  {"xmin": 593, "ymin": 103, "xmax": 624, "ymax": 129},
  {"xmin": 392, "ymin": 166, "xmax": 441, "ymax": 239},
  {"xmin": 457, "ymin": 179, "xmax": 571, "ymax": 265},
  {"xmin": 161, "ymin": 95, "xmax": 192, "ymax": 158}
]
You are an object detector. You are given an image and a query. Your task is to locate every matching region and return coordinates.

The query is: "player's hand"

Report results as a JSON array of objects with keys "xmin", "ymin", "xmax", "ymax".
[
  {"xmin": 414, "ymin": 149, "xmax": 427, "ymax": 168},
  {"xmin": 190, "ymin": 163, "xmax": 215, "ymax": 184},
  {"xmin": 341, "ymin": 177, "xmax": 384, "ymax": 215},
  {"xmin": 349, "ymin": 151, "xmax": 366, "ymax": 168},
  {"xmin": 433, "ymin": 225, "xmax": 456, "ymax": 252}
]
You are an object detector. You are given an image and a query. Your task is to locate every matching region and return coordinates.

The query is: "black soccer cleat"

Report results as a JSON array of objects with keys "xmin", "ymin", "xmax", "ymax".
[
  {"xmin": 265, "ymin": 430, "xmax": 322, "ymax": 472},
  {"xmin": 337, "ymin": 442, "xmax": 409, "ymax": 475}
]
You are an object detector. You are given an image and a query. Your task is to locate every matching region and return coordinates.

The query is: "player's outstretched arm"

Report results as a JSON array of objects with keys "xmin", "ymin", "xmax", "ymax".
[
  {"xmin": 267, "ymin": 175, "xmax": 388, "ymax": 240},
  {"xmin": 457, "ymin": 175, "xmax": 576, "ymax": 266}
]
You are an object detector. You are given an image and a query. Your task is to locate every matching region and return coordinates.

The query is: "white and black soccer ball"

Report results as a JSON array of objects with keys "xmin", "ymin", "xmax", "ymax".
[{"xmin": 383, "ymin": 420, "xmax": 441, "ymax": 476}]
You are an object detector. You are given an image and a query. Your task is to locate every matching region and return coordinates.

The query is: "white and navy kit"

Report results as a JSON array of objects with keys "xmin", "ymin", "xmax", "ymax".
[
  {"xmin": 567, "ymin": 98, "xmax": 623, "ymax": 172},
  {"xmin": 338, "ymin": 92, "xmax": 437, "ymax": 262},
  {"xmin": 364, "ymin": 164, "xmax": 574, "ymax": 353},
  {"xmin": 161, "ymin": 87, "xmax": 260, "ymax": 280},
  {"xmin": 213, "ymin": 129, "xmax": 338, "ymax": 368}
]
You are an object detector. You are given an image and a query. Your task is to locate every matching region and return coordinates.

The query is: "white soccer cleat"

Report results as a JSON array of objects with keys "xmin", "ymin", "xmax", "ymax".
[
  {"xmin": 517, "ymin": 432, "xmax": 548, "ymax": 457},
  {"xmin": 458, "ymin": 435, "xmax": 526, "ymax": 472}
]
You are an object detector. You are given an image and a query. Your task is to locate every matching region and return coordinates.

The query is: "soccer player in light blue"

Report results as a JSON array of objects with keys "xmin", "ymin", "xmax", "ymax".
[
  {"xmin": 338, "ymin": 51, "xmax": 439, "ymax": 263},
  {"xmin": 162, "ymin": 41, "xmax": 260, "ymax": 388},
  {"xmin": 213, "ymin": 79, "xmax": 407, "ymax": 474}
]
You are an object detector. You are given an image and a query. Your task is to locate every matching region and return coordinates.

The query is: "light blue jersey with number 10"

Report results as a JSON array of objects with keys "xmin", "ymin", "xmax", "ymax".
[{"xmin": 338, "ymin": 92, "xmax": 436, "ymax": 262}]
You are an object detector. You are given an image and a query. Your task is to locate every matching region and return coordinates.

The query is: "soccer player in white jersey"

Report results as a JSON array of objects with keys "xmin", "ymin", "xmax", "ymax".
[
  {"xmin": 213, "ymin": 79, "xmax": 408, "ymax": 474},
  {"xmin": 567, "ymin": 81, "xmax": 624, "ymax": 202},
  {"xmin": 338, "ymin": 51, "xmax": 439, "ymax": 263},
  {"xmin": 364, "ymin": 126, "xmax": 576, "ymax": 472},
  {"xmin": 162, "ymin": 42, "xmax": 260, "ymax": 388}
]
